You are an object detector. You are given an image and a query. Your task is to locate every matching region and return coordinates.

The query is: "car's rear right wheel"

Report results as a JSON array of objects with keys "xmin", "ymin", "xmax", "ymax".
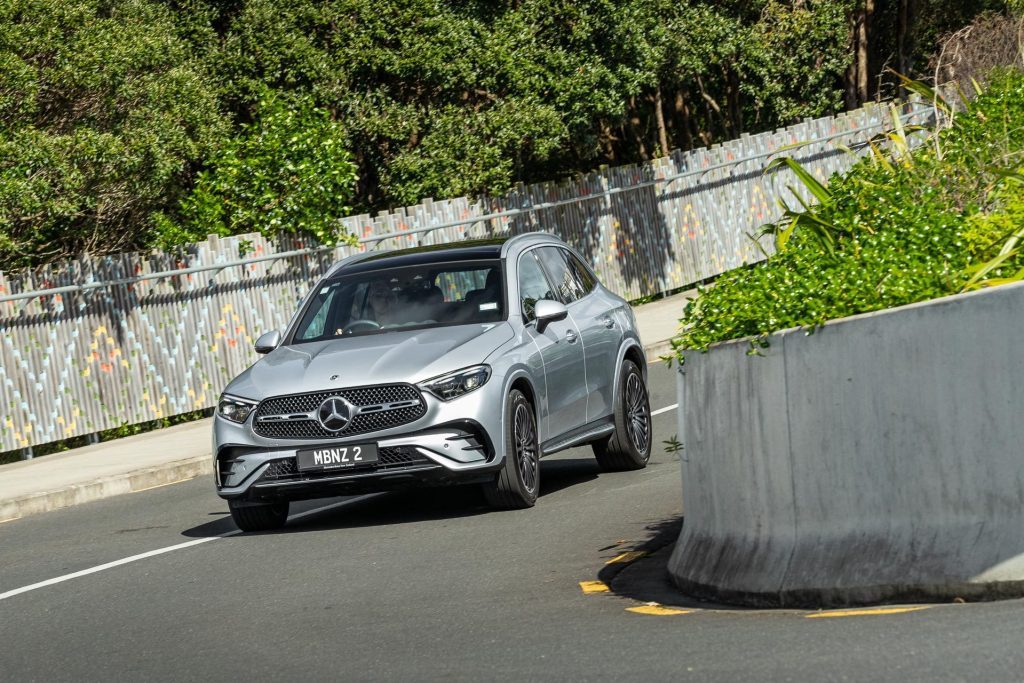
[
  {"xmin": 482, "ymin": 389, "xmax": 539, "ymax": 509},
  {"xmin": 228, "ymin": 499, "xmax": 289, "ymax": 532}
]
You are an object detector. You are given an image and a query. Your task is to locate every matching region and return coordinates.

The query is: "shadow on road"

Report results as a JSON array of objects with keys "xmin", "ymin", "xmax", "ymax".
[
  {"xmin": 180, "ymin": 455, "xmax": 602, "ymax": 538},
  {"xmin": 599, "ymin": 515, "xmax": 749, "ymax": 611}
]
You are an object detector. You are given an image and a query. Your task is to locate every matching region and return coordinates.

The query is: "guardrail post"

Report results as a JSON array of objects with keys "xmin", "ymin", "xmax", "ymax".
[{"xmin": 20, "ymin": 447, "xmax": 33, "ymax": 461}]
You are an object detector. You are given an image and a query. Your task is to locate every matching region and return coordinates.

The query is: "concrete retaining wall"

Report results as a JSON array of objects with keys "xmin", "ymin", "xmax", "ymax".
[{"xmin": 668, "ymin": 281, "xmax": 1024, "ymax": 606}]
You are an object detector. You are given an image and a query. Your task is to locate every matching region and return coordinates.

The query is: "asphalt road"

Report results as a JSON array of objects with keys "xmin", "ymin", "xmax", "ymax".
[{"xmin": 2, "ymin": 362, "xmax": 1024, "ymax": 682}]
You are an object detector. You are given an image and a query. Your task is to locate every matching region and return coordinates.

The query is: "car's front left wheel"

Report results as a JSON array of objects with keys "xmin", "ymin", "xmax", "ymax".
[
  {"xmin": 482, "ymin": 389, "xmax": 539, "ymax": 509},
  {"xmin": 228, "ymin": 499, "xmax": 289, "ymax": 532}
]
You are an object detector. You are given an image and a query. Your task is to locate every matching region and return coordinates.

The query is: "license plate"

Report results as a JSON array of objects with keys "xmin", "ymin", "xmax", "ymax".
[{"xmin": 296, "ymin": 443, "xmax": 379, "ymax": 472}]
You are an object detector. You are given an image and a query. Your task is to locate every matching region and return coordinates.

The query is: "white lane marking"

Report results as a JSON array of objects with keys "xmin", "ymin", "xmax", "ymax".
[
  {"xmin": 0, "ymin": 494, "xmax": 380, "ymax": 602},
  {"xmin": 0, "ymin": 396, "xmax": 679, "ymax": 603}
]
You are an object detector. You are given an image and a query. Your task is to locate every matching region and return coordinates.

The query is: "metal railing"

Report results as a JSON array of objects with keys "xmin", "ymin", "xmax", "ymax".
[
  {"xmin": 0, "ymin": 102, "xmax": 932, "ymax": 308},
  {"xmin": 0, "ymin": 99, "xmax": 935, "ymax": 455}
]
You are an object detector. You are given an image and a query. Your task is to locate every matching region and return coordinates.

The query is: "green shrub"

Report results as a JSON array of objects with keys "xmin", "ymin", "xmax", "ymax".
[
  {"xmin": 0, "ymin": 0, "xmax": 227, "ymax": 269},
  {"xmin": 673, "ymin": 69, "xmax": 1024, "ymax": 359},
  {"xmin": 158, "ymin": 89, "xmax": 358, "ymax": 246}
]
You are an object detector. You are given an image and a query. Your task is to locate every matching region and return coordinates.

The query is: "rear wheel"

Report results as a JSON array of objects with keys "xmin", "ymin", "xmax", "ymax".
[
  {"xmin": 593, "ymin": 360, "xmax": 652, "ymax": 471},
  {"xmin": 483, "ymin": 389, "xmax": 539, "ymax": 509},
  {"xmin": 228, "ymin": 499, "xmax": 289, "ymax": 532}
]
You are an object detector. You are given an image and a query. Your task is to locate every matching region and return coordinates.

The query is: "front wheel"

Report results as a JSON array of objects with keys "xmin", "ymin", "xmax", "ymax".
[
  {"xmin": 228, "ymin": 499, "xmax": 289, "ymax": 532},
  {"xmin": 482, "ymin": 389, "xmax": 540, "ymax": 509},
  {"xmin": 593, "ymin": 360, "xmax": 652, "ymax": 471}
]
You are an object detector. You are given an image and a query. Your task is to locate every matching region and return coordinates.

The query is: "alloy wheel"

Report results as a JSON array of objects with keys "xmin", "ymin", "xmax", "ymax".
[
  {"xmin": 514, "ymin": 402, "xmax": 538, "ymax": 493},
  {"xmin": 624, "ymin": 373, "xmax": 651, "ymax": 454}
]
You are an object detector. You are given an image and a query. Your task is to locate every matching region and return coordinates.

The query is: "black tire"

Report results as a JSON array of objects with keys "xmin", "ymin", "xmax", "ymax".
[
  {"xmin": 593, "ymin": 360, "xmax": 652, "ymax": 471},
  {"xmin": 228, "ymin": 499, "xmax": 289, "ymax": 532},
  {"xmin": 483, "ymin": 389, "xmax": 540, "ymax": 509}
]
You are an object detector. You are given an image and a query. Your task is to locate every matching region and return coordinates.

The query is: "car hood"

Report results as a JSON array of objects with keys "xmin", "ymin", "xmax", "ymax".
[{"xmin": 225, "ymin": 322, "xmax": 514, "ymax": 400}]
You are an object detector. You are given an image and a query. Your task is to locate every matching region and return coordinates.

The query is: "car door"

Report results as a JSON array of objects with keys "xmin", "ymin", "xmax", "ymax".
[
  {"xmin": 517, "ymin": 249, "xmax": 587, "ymax": 440},
  {"xmin": 535, "ymin": 246, "xmax": 620, "ymax": 422}
]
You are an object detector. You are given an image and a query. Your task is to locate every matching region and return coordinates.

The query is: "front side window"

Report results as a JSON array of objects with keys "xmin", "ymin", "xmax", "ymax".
[
  {"xmin": 518, "ymin": 251, "xmax": 555, "ymax": 322},
  {"xmin": 291, "ymin": 261, "xmax": 504, "ymax": 342},
  {"xmin": 297, "ymin": 286, "xmax": 339, "ymax": 340}
]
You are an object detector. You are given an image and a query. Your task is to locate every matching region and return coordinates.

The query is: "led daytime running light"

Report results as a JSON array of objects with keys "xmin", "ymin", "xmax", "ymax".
[
  {"xmin": 420, "ymin": 365, "xmax": 491, "ymax": 401},
  {"xmin": 218, "ymin": 395, "xmax": 257, "ymax": 423}
]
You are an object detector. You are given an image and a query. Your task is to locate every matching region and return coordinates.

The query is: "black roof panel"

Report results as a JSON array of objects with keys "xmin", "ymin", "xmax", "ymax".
[{"xmin": 340, "ymin": 238, "xmax": 507, "ymax": 274}]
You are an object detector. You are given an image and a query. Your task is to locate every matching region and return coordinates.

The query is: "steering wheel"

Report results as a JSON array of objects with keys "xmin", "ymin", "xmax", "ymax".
[{"xmin": 343, "ymin": 319, "xmax": 381, "ymax": 334}]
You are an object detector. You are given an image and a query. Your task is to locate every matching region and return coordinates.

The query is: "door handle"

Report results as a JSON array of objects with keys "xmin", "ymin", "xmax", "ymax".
[
  {"xmin": 601, "ymin": 316, "xmax": 615, "ymax": 329},
  {"xmin": 566, "ymin": 329, "xmax": 578, "ymax": 343}
]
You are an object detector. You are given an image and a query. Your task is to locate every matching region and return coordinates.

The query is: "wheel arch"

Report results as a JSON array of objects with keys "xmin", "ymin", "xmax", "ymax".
[
  {"xmin": 613, "ymin": 338, "xmax": 648, "ymax": 408},
  {"xmin": 499, "ymin": 368, "xmax": 543, "ymax": 460}
]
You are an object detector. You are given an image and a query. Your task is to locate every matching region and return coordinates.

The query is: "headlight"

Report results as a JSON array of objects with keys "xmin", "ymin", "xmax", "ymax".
[
  {"xmin": 419, "ymin": 365, "xmax": 491, "ymax": 401},
  {"xmin": 218, "ymin": 395, "xmax": 257, "ymax": 423}
]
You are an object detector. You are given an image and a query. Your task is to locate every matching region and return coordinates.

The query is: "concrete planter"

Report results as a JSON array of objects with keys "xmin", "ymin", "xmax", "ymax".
[{"xmin": 668, "ymin": 281, "xmax": 1024, "ymax": 607}]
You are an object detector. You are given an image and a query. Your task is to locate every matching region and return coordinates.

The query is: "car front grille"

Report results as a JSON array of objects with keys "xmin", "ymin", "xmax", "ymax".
[
  {"xmin": 252, "ymin": 385, "xmax": 426, "ymax": 440},
  {"xmin": 258, "ymin": 446, "xmax": 433, "ymax": 482}
]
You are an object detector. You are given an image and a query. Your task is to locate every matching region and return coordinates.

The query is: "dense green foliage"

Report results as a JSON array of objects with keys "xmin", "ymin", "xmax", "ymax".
[
  {"xmin": 0, "ymin": 0, "xmax": 226, "ymax": 266},
  {"xmin": 0, "ymin": 0, "xmax": 1014, "ymax": 270},
  {"xmin": 157, "ymin": 90, "xmax": 358, "ymax": 246},
  {"xmin": 674, "ymin": 70, "xmax": 1024, "ymax": 357}
]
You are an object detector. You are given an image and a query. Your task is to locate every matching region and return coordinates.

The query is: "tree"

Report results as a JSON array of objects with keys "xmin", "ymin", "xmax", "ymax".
[
  {"xmin": 161, "ymin": 90, "xmax": 359, "ymax": 246},
  {"xmin": 0, "ymin": 0, "xmax": 226, "ymax": 269}
]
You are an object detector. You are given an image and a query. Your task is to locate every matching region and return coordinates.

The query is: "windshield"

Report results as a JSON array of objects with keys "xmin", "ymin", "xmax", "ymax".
[{"xmin": 290, "ymin": 260, "xmax": 505, "ymax": 342}]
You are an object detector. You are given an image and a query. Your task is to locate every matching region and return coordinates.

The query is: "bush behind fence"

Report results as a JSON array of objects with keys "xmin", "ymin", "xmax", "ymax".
[{"xmin": 0, "ymin": 101, "xmax": 928, "ymax": 453}]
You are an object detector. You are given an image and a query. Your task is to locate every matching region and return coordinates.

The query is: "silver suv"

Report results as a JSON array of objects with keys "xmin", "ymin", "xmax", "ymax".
[{"xmin": 214, "ymin": 233, "xmax": 652, "ymax": 531}]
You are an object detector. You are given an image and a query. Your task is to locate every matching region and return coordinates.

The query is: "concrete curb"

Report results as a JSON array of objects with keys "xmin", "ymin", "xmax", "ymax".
[
  {"xmin": 0, "ymin": 455, "xmax": 212, "ymax": 524},
  {"xmin": 643, "ymin": 339, "xmax": 675, "ymax": 362}
]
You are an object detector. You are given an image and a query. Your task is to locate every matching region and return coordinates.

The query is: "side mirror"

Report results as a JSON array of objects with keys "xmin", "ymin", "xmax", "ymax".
[
  {"xmin": 254, "ymin": 330, "xmax": 282, "ymax": 354},
  {"xmin": 534, "ymin": 299, "xmax": 568, "ymax": 333}
]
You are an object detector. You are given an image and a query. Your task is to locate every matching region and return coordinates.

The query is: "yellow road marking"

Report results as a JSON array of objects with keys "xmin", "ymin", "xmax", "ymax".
[
  {"xmin": 579, "ymin": 581, "xmax": 610, "ymax": 594},
  {"xmin": 606, "ymin": 550, "xmax": 647, "ymax": 564},
  {"xmin": 806, "ymin": 606, "xmax": 931, "ymax": 619},
  {"xmin": 627, "ymin": 604, "xmax": 693, "ymax": 616},
  {"xmin": 133, "ymin": 477, "xmax": 193, "ymax": 493},
  {"xmin": 0, "ymin": 516, "xmax": 20, "ymax": 525}
]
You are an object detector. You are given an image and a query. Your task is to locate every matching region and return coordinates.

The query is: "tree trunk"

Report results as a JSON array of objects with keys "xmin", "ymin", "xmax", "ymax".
[
  {"xmin": 845, "ymin": 9, "xmax": 859, "ymax": 109},
  {"xmin": 599, "ymin": 119, "xmax": 617, "ymax": 163},
  {"xmin": 727, "ymin": 67, "xmax": 743, "ymax": 135},
  {"xmin": 654, "ymin": 85, "xmax": 670, "ymax": 158},
  {"xmin": 627, "ymin": 96, "xmax": 648, "ymax": 161},
  {"xmin": 695, "ymin": 73, "xmax": 724, "ymax": 140},
  {"xmin": 856, "ymin": 0, "xmax": 875, "ymax": 103},
  {"xmin": 897, "ymin": 0, "xmax": 912, "ymax": 79},
  {"xmin": 674, "ymin": 90, "xmax": 694, "ymax": 150}
]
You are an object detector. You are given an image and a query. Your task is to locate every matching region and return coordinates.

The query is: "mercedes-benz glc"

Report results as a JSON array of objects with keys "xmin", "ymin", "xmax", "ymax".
[{"xmin": 214, "ymin": 233, "xmax": 652, "ymax": 531}]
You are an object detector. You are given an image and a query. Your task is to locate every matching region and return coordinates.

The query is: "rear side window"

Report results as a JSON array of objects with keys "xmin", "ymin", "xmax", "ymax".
[
  {"xmin": 566, "ymin": 251, "xmax": 597, "ymax": 294},
  {"xmin": 518, "ymin": 251, "xmax": 555, "ymax": 321},
  {"xmin": 535, "ymin": 247, "xmax": 587, "ymax": 303}
]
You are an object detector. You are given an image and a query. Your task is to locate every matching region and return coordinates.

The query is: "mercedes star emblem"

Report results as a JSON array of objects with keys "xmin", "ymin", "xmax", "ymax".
[{"xmin": 317, "ymin": 396, "xmax": 354, "ymax": 432}]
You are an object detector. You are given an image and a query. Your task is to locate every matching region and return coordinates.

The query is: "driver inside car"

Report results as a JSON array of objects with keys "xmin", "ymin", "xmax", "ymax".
[{"xmin": 367, "ymin": 279, "xmax": 399, "ymax": 326}]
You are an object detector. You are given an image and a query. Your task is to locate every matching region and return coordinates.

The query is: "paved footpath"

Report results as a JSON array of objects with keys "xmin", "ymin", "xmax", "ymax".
[{"xmin": 0, "ymin": 291, "xmax": 694, "ymax": 523}]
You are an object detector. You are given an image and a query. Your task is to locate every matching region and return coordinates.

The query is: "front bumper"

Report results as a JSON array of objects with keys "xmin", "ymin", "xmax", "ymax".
[
  {"xmin": 213, "ymin": 384, "xmax": 505, "ymax": 502},
  {"xmin": 217, "ymin": 422, "xmax": 499, "ymax": 502}
]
